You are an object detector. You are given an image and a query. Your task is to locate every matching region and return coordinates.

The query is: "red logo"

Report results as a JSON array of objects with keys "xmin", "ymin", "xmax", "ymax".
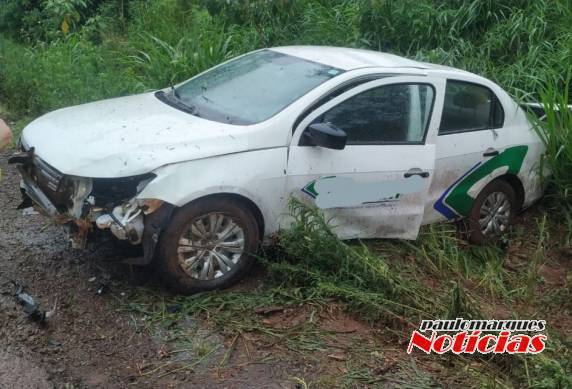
[{"xmin": 407, "ymin": 319, "xmax": 547, "ymax": 354}]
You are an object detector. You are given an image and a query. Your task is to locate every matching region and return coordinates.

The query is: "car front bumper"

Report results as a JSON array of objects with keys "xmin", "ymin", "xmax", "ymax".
[{"xmin": 8, "ymin": 146, "xmax": 172, "ymax": 264}]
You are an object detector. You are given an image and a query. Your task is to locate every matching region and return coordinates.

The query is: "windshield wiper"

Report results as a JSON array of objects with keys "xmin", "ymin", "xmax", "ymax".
[
  {"xmin": 155, "ymin": 90, "xmax": 200, "ymax": 117},
  {"xmin": 171, "ymin": 84, "xmax": 182, "ymax": 100}
]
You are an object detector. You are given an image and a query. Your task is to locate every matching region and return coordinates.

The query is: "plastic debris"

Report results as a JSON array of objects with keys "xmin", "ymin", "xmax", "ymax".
[
  {"xmin": 12, "ymin": 282, "xmax": 54, "ymax": 323},
  {"xmin": 96, "ymin": 284, "xmax": 108, "ymax": 296},
  {"xmin": 21, "ymin": 207, "xmax": 39, "ymax": 216}
]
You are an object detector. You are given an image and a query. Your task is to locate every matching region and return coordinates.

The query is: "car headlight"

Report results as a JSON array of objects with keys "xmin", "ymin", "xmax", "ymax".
[{"xmin": 90, "ymin": 173, "xmax": 156, "ymax": 207}]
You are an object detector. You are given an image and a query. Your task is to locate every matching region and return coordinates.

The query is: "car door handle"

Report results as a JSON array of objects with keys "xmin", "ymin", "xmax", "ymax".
[
  {"xmin": 404, "ymin": 168, "xmax": 430, "ymax": 178},
  {"xmin": 483, "ymin": 148, "xmax": 499, "ymax": 157}
]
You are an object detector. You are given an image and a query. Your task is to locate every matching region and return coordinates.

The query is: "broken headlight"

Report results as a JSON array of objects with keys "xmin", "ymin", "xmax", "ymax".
[{"xmin": 90, "ymin": 173, "xmax": 156, "ymax": 207}]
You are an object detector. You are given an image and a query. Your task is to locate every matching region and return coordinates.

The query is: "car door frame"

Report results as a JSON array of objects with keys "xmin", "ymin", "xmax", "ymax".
[{"xmin": 285, "ymin": 75, "xmax": 446, "ymax": 240}]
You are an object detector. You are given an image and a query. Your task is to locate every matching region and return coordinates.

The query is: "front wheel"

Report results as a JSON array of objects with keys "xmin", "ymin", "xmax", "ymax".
[
  {"xmin": 466, "ymin": 179, "xmax": 517, "ymax": 244},
  {"xmin": 156, "ymin": 198, "xmax": 260, "ymax": 294}
]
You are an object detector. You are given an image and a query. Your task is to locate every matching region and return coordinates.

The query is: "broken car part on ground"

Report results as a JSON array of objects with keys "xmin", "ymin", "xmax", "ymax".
[
  {"xmin": 9, "ymin": 46, "xmax": 547, "ymax": 293},
  {"xmin": 11, "ymin": 281, "xmax": 53, "ymax": 323}
]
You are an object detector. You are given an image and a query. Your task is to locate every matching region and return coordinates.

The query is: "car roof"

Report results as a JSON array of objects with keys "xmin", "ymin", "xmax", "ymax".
[{"xmin": 271, "ymin": 46, "xmax": 471, "ymax": 75}]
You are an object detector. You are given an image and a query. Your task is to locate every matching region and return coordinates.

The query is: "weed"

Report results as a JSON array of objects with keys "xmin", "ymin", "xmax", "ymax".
[
  {"xmin": 523, "ymin": 216, "xmax": 549, "ymax": 300},
  {"xmin": 477, "ymin": 250, "xmax": 509, "ymax": 299},
  {"xmin": 409, "ymin": 224, "xmax": 472, "ymax": 277},
  {"xmin": 290, "ymin": 376, "xmax": 311, "ymax": 389},
  {"xmin": 530, "ymin": 74, "xmax": 572, "ymax": 206},
  {"xmin": 446, "ymin": 281, "xmax": 480, "ymax": 320},
  {"xmin": 272, "ymin": 198, "xmax": 437, "ymax": 322}
]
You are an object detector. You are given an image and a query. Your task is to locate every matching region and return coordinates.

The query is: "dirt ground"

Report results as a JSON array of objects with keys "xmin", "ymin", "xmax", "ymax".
[
  {"xmin": 0, "ymin": 152, "xmax": 386, "ymax": 388},
  {"xmin": 2, "ymin": 146, "xmax": 570, "ymax": 388},
  {"xmin": 0, "ymin": 151, "xmax": 185, "ymax": 388}
]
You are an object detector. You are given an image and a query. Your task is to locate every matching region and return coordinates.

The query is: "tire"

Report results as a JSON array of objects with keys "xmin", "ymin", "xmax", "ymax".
[
  {"xmin": 156, "ymin": 197, "xmax": 260, "ymax": 294},
  {"xmin": 466, "ymin": 179, "xmax": 517, "ymax": 244}
]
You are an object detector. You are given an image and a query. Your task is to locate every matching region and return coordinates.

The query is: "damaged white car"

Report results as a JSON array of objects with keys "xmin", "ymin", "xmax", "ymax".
[{"xmin": 10, "ymin": 46, "xmax": 545, "ymax": 293}]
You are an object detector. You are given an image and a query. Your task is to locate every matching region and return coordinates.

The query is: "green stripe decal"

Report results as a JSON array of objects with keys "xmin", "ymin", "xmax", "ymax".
[{"xmin": 443, "ymin": 145, "xmax": 528, "ymax": 216}]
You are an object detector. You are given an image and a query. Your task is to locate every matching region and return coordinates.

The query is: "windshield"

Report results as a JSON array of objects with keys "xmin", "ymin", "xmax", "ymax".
[{"xmin": 173, "ymin": 50, "xmax": 343, "ymax": 125}]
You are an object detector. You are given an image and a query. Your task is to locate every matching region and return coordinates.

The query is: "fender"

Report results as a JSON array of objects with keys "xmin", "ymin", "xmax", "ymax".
[{"xmin": 137, "ymin": 148, "xmax": 288, "ymax": 236}]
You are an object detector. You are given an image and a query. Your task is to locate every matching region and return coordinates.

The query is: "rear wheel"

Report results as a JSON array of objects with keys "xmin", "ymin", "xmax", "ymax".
[
  {"xmin": 156, "ymin": 198, "xmax": 260, "ymax": 294},
  {"xmin": 466, "ymin": 179, "xmax": 517, "ymax": 244}
]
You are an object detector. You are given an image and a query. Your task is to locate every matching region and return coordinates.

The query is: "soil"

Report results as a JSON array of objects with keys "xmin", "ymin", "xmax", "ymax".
[
  {"xmin": 0, "ymin": 152, "xmax": 381, "ymax": 388},
  {"xmin": 0, "ymin": 151, "xmax": 188, "ymax": 388},
  {"xmin": 2, "ymin": 147, "xmax": 570, "ymax": 388}
]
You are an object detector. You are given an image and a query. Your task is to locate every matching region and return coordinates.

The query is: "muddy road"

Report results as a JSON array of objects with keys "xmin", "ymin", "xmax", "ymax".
[
  {"xmin": 0, "ymin": 153, "xmax": 303, "ymax": 388},
  {"xmin": 0, "ymin": 153, "xmax": 191, "ymax": 388},
  {"xmin": 3, "ymin": 146, "xmax": 569, "ymax": 389},
  {"xmin": 0, "ymin": 148, "xmax": 384, "ymax": 389}
]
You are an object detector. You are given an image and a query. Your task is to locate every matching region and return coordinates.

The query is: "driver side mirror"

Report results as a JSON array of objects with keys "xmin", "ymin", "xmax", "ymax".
[{"xmin": 302, "ymin": 123, "xmax": 347, "ymax": 150}]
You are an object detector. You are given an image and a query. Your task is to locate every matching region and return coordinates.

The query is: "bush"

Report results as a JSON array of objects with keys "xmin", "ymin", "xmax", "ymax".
[
  {"xmin": 531, "ymin": 75, "xmax": 572, "ymax": 205},
  {"xmin": 125, "ymin": 6, "xmax": 240, "ymax": 90},
  {"xmin": 0, "ymin": 36, "xmax": 132, "ymax": 115},
  {"xmin": 2, "ymin": 0, "xmax": 571, "ymax": 118},
  {"xmin": 267, "ymin": 199, "xmax": 436, "ymax": 322}
]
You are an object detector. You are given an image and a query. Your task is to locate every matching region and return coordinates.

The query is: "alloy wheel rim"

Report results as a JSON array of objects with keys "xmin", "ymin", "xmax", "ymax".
[
  {"xmin": 478, "ymin": 191, "xmax": 511, "ymax": 236},
  {"xmin": 177, "ymin": 212, "xmax": 245, "ymax": 280}
]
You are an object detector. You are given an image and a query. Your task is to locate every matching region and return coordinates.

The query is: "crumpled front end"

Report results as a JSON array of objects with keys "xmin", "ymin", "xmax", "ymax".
[{"xmin": 9, "ymin": 144, "xmax": 172, "ymax": 264}]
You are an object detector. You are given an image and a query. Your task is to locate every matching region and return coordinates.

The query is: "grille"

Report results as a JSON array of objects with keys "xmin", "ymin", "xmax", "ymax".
[
  {"xmin": 30, "ymin": 156, "xmax": 69, "ymax": 207},
  {"xmin": 33, "ymin": 157, "xmax": 63, "ymax": 192},
  {"xmin": 18, "ymin": 139, "xmax": 71, "ymax": 209}
]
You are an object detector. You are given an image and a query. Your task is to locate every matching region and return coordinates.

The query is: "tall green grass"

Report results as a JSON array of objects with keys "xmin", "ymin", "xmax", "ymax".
[
  {"xmin": 531, "ymin": 75, "xmax": 572, "ymax": 205},
  {"xmin": 1, "ymin": 0, "xmax": 571, "ymax": 116},
  {"xmin": 270, "ymin": 199, "xmax": 443, "ymax": 323},
  {"xmin": 122, "ymin": 198, "xmax": 566, "ymax": 387},
  {"xmin": 0, "ymin": 36, "xmax": 131, "ymax": 116},
  {"xmin": 126, "ymin": 8, "xmax": 236, "ymax": 90}
]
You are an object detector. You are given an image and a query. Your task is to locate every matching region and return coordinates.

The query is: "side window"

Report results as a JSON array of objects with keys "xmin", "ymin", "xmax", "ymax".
[
  {"xmin": 439, "ymin": 80, "xmax": 504, "ymax": 134},
  {"xmin": 293, "ymin": 75, "xmax": 384, "ymax": 132},
  {"xmin": 320, "ymin": 83, "xmax": 435, "ymax": 144}
]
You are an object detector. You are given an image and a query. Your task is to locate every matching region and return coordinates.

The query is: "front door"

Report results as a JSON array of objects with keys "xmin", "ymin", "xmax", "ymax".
[{"xmin": 286, "ymin": 76, "xmax": 444, "ymax": 240}]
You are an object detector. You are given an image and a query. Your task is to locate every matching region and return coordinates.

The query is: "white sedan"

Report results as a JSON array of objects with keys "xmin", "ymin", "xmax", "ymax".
[{"xmin": 10, "ymin": 46, "xmax": 545, "ymax": 293}]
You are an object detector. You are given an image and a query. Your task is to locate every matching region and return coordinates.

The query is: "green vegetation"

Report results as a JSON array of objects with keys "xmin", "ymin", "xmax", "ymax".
[
  {"xmin": 123, "ymin": 199, "xmax": 570, "ymax": 387},
  {"xmin": 1, "ymin": 0, "xmax": 571, "ymax": 117},
  {"xmin": 1, "ymin": 0, "xmax": 572, "ymax": 387},
  {"xmin": 532, "ymin": 77, "xmax": 572, "ymax": 206}
]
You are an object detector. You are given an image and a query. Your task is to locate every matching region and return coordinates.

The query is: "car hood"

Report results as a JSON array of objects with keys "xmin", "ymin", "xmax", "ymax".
[{"xmin": 22, "ymin": 92, "xmax": 252, "ymax": 178}]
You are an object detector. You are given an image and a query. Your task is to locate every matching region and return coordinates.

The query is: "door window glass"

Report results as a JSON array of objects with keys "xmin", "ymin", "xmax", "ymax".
[
  {"xmin": 320, "ymin": 83, "xmax": 434, "ymax": 144},
  {"xmin": 439, "ymin": 80, "xmax": 504, "ymax": 134}
]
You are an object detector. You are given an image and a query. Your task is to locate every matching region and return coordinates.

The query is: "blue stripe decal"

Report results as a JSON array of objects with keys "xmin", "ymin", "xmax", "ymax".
[{"xmin": 433, "ymin": 162, "xmax": 482, "ymax": 219}]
